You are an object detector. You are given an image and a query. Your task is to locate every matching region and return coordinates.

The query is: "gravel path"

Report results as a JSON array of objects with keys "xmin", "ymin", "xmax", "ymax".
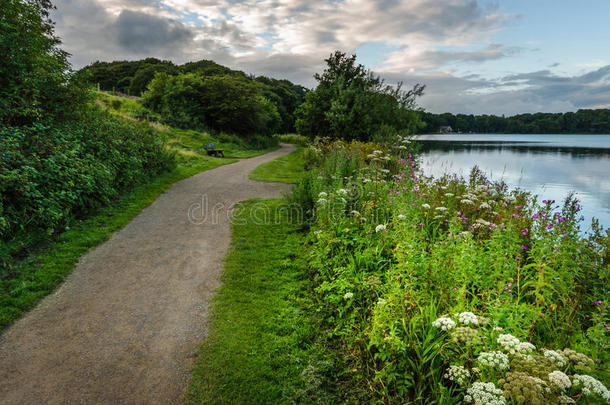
[{"xmin": 0, "ymin": 144, "xmax": 296, "ymax": 405}]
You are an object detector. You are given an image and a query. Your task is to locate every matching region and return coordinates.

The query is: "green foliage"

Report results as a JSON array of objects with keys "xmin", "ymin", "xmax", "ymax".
[
  {"xmin": 295, "ymin": 51, "xmax": 425, "ymax": 141},
  {"xmin": 84, "ymin": 58, "xmax": 179, "ymax": 95},
  {"xmin": 142, "ymin": 73, "xmax": 282, "ymax": 136},
  {"xmin": 0, "ymin": 107, "xmax": 175, "ymax": 267},
  {"xmin": 186, "ymin": 199, "xmax": 336, "ymax": 404},
  {"xmin": 290, "ymin": 140, "xmax": 609, "ymax": 402},
  {"xmin": 419, "ymin": 109, "xmax": 610, "ymax": 134},
  {"xmin": 0, "ymin": 0, "xmax": 89, "ymax": 126}
]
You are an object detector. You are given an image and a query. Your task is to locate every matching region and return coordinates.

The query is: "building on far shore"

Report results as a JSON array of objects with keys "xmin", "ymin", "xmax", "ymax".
[{"xmin": 438, "ymin": 125, "xmax": 453, "ymax": 134}]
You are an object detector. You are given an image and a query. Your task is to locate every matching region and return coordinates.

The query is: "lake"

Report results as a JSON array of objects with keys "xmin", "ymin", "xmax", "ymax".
[{"xmin": 416, "ymin": 134, "xmax": 610, "ymax": 231}]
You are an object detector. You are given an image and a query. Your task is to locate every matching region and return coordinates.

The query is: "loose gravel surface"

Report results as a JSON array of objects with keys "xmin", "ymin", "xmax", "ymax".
[{"xmin": 0, "ymin": 144, "xmax": 296, "ymax": 405}]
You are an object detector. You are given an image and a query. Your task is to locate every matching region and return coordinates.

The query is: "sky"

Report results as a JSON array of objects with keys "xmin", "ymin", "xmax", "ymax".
[{"xmin": 51, "ymin": 0, "xmax": 610, "ymax": 115}]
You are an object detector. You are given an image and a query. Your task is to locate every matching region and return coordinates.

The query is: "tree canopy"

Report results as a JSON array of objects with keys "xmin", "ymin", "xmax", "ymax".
[
  {"xmin": 80, "ymin": 58, "xmax": 307, "ymax": 133},
  {"xmin": 142, "ymin": 73, "xmax": 281, "ymax": 136},
  {"xmin": 0, "ymin": 0, "xmax": 87, "ymax": 126},
  {"xmin": 295, "ymin": 51, "xmax": 425, "ymax": 141}
]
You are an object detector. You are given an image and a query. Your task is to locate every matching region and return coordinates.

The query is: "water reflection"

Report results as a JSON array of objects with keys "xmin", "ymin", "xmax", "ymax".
[{"xmin": 417, "ymin": 134, "xmax": 610, "ymax": 230}]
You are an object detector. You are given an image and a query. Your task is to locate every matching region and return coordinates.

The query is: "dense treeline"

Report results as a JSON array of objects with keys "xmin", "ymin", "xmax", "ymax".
[
  {"xmin": 1, "ymin": 0, "xmax": 174, "ymax": 270},
  {"xmin": 81, "ymin": 59, "xmax": 307, "ymax": 134},
  {"xmin": 419, "ymin": 109, "xmax": 610, "ymax": 134}
]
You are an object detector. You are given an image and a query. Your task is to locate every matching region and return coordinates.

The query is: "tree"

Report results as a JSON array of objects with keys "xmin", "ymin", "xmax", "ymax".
[
  {"xmin": 142, "ymin": 73, "xmax": 281, "ymax": 136},
  {"xmin": 295, "ymin": 51, "xmax": 424, "ymax": 140},
  {"xmin": 0, "ymin": 0, "xmax": 87, "ymax": 126}
]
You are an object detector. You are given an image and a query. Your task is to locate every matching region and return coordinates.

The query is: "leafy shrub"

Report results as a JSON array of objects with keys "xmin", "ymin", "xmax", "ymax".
[
  {"xmin": 0, "ymin": 107, "xmax": 175, "ymax": 271},
  {"xmin": 291, "ymin": 139, "xmax": 609, "ymax": 402}
]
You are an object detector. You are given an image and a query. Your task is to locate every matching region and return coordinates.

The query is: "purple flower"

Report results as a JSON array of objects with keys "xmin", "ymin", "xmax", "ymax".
[
  {"xmin": 521, "ymin": 245, "xmax": 527, "ymax": 250},
  {"xmin": 533, "ymin": 214, "xmax": 539, "ymax": 219},
  {"xmin": 593, "ymin": 300, "xmax": 602, "ymax": 306}
]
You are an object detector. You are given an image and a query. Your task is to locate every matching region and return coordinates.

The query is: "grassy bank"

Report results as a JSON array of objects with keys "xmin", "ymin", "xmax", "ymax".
[
  {"xmin": 0, "ymin": 93, "xmax": 278, "ymax": 332},
  {"xmin": 249, "ymin": 147, "xmax": 305, "ymax": 183},
  {"xmin": 186, "ymin": 199, "xmax": 334, "ymax": 404}
]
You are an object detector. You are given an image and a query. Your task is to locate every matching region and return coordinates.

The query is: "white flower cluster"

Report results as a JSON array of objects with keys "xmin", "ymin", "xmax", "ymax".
[
  {"xmin": 421, "ymin": 203, "xmax": 431, "ymax": 209},
  {"xmin": 444, "ymin": 365, "xmax": 470, "ymax": 385},
  {"xmin": 318, "ymin": 192, "xmax": 328, "ymax": 198},
  {"xmin": 543, "ymin": 350, "xmax": 567, "ymax": 368},
  {"xmin": 479, "ymin": 202, "xmax": 491, "ymax": 210},
  {"xmin": 505, "ymin": 195, "xmax": 517, "ymax": 204},
  {"xmin": 477, "ymin": 351, "xmax": 510, "ymax": 370},
  {"xmin": 460, "ymin": 199, "xmax": 475, "ymax": 205},
  {"xmin": 397, "ymin": 214, "xmax": 406, "ymax": 219},
  {"xmin": 313, "ymin": 230, "xmax": 323, "ymax": 236},
  {"xmin": 464, "ymin": 382, "xmax": 506, "ymax": 405},
  {"xmin": 343, "ymin": 292, "xmax": 354, "ymax": 299},
  {"xmin": 516, "ymin": 342, "xmax": 536, "ymax": 354},
  {"xmin": 432, "ymin": 316, "xmax": 456, "ymax": 331},
  {"xmin": 337, "ymin": 188, "xmax": 348, "ymax": 195},
  {"xmin": 458, "ymin": 312, "xmax": 479, "ymax": 326},
  {"xmin": 475, "ymin": 218, "xmax": 492, "ymax": 227},
  {"xmin": 435, "ymin": 206, "xmax": 448, "ymax": 212},
  {"xmin": 548, "ymin": 370, "xmax": 571, "ymax": 391},
  {"xmin": 463, "ymin": 192, "xmax": 479, "ymax": 201},
  {"xmin": 375, "ymin": 224, "xmax": 386, "ymax": 233},
  {"xmin": 317, "ymin": 198, "xmax": 327, "ymax": 205},
  {"xmin": 497, "ymin": 334, "xmax": 520, "ymax": 353},
  {"xmin": 572, "ymin": 375, "xmax": 610, "ymax": 400}
]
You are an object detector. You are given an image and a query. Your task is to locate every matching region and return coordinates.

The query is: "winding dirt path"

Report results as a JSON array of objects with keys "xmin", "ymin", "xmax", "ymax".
[{"xmin": 0, "ymin": 144, "xmax": 296, "ymax": 405}]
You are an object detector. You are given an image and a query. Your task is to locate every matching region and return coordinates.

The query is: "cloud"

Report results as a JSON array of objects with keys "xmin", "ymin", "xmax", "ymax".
[
  {"xmin": 114, "ymin": 10, "xmax": 193, "ymax": 52},
  {"xmin": 392, "ymin": 65, "xmax": 610, "ymax": 115},
  {"xmin": 50, "ymin": 0, "xmax": 609, "ymax": 114}
]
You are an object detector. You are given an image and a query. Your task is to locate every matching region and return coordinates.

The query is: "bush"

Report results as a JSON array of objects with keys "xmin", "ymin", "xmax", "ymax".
[
  {"xmin": 290, "ymin": 139, "xmax": 609, "ymax": 402},
  {"xmin": 0, "ymin": 107, "xmax": 175, "ymax": 270}
]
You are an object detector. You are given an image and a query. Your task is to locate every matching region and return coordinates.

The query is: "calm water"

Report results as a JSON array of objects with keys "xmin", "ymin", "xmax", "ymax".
[{"xmin": 416, "ymin": 134, "xmax": 610, "ymax": 230}]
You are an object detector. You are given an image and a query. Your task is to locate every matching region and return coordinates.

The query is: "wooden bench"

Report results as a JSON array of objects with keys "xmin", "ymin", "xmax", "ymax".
[{"xmin": 204, "ymin": 143, "xmax": 224, "ymax": 157}]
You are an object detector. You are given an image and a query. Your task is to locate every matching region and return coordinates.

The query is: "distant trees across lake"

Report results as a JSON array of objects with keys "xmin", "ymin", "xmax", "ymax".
[{"xmin": 418, "ymin": 109, "xmax": 610, "ymax": 134}]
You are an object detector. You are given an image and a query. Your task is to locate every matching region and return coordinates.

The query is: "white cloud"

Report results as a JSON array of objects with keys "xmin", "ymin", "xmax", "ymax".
[{"xmin": 50, "ymin": 0, "xmax": 609, "ymax": 114}]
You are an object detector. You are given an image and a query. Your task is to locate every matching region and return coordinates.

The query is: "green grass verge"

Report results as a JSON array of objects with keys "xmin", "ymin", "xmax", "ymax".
[
  {"xmin": 186, "ymin": 199, "xmax": 335, "ymax": 404},
  {"xmin": 249, "ymin": 147, "xmax": 305, "ymax": 183}
]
